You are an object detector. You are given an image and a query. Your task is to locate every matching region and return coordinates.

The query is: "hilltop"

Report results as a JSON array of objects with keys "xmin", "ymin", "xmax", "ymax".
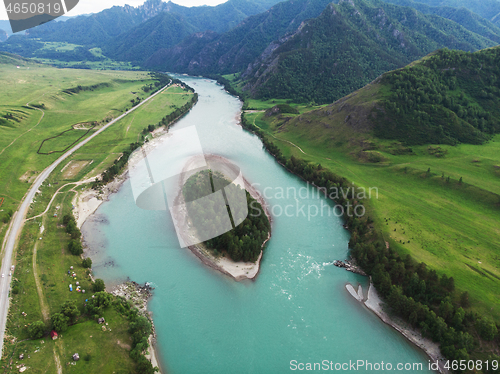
[{"xmin": 273, "ymin": 46, "xmax": 500, "ymax": 147}]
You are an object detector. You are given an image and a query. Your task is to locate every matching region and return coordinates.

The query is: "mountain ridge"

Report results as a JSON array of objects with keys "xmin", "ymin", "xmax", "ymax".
[{"xmin": 240, "ymin": 0, "xmax": 498, "ymax": 104}]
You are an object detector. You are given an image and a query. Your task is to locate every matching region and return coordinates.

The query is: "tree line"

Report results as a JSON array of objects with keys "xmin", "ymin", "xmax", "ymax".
[{"xmin": 240, "ymin": 113, "xmax": 499, "ymax": 372}]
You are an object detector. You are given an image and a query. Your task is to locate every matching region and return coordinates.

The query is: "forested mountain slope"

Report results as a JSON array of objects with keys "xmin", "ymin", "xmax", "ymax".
[
  {"xmin": 241, "ymin": 0, "xmax": 498, "ymax": 104},
  {"xmin": 384, "ymin": 0, "xmax": 500, "ymax": 43},
  {"xmin": 276, "ymin": 46, "xmax": 500, "ymax": 146},
  {"xmin": 102, "ymin": 12, "xmax": 198, "ymax": 64},
  {"xmin": 144, "ymin": 0, "xmax": 335, "ymax": 74},
  {"xmin": 387, "ymin": 0, "xmax": 500, "ymax": 25},
  {"xmin": 21, "ymin": 0, "xmax": 282, "ymax": 45}
]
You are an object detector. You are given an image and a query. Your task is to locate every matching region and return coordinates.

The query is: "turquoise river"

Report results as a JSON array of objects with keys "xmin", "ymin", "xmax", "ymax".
[{"xmin": 82, "ymin": 77, "xmax": 434, "ymax": 374}]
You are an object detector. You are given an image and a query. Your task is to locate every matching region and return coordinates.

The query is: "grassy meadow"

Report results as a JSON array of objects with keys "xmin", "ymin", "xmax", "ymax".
[{"xmin": 0, "ymin": 54, "xmax": 152, "ymax": 244}]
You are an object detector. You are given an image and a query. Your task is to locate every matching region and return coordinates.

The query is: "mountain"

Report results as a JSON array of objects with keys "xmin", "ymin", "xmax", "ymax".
[
  {"xmin": 144, "ymin": 0, "xmax": 335, "ymax": 74},
  {"xmin": 0, "ymin": 30, "xmax": 7, "ymax": 42},
  {"xmin": 24, "ymin": 0, "xmax": 282, "ymax": 46},
  {"xmin": 240, "ymin": 0, "xmax": 498, "ymax": 104},
  {"xmin": 383, "ymin": 0, "xmax": 500, "ymax": 42},
  {"xmin": 389, "ymin": 0, "xmax": 500, "ymax": 25},
  {"xmin": 276, "ymin": 46, "xmax": 500, "ymax": 146},
  {"xmin": 103, "ymin": 12, "xmax": 197, "ymax": 63}
]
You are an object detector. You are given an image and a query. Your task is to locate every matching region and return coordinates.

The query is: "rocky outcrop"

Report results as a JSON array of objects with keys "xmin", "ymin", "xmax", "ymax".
[{"xmin": 334, "ymin": 259, "xmax": 367, "ymax": 276}]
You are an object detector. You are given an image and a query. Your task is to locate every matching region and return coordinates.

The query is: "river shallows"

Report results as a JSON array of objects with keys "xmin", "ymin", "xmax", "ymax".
[{"xmin": 82, "ymin": 77, "xmax": 434, "ymax": 374}]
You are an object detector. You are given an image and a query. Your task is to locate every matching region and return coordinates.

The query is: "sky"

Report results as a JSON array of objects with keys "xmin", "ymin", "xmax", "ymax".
[{"xmin": 1, "ymin": 0, "xmax": 227, "ymax": 21}]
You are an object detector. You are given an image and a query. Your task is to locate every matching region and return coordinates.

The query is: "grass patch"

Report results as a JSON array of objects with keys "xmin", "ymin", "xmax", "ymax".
[{"xmin": 38, "ymin": 127, "xmax": 96, "ymax": 155}]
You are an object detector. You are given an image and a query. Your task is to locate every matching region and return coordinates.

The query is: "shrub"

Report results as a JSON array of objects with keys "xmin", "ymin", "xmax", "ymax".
[
  {"xmin": 82, "ymin": 258, "xmax": 92, "ymax": 268},
  {"xmin": 92, "ymin": 279, "xmax": 105, "ymax": 293},
  {"xmin": 51, "ymin": 313, "xmax": 69, "ymax": 333},
  {"xmin": 28, "ymin": 321, "xmax": 45, "ymax": 339},
  {"xmin": 68, "ymin": 240, "xmax": 83, "ymax": 256}
]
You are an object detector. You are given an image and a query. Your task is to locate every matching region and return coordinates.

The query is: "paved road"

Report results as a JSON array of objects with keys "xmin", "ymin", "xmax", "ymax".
[{"xmin": 0, "ymin": 81, "xmax": 170, "ymax": 355}]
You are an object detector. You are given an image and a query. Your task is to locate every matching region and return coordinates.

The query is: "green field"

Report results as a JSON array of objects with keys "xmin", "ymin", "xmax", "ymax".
[
  {"xmin": 0, "ymin": 55, "xmax": 153, "ymax": 241},
  {"xmin": 245, "ymin": 99, "xmax": 500, "ymax": 322},
  {"xmin": 0, "ymin": 53, "xmax": 194, "ymax": 372}
]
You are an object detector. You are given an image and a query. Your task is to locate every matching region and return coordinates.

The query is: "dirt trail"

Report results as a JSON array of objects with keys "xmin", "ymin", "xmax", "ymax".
[
  {"xmin": 251, "ymin": 115, "xmax": 306, "ymax": 154},
  {"xmin": 53, "ymin": 345, "xmax": 62, "ymax": 374},
  {"xmin": 32, "ymin": 241, "xmax": 49, "ymax": 322}
]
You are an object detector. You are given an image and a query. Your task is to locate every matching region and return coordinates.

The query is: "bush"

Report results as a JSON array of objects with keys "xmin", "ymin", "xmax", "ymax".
[
  {"xmin": 62, "ymin": 214, "xmax": 72, "ymax": 225},
  {"xmin": 28, "ymin": 321, "xmax": 45, "ymax": 339},
  {"xmin": 2, "ymin": 209, "xmax": 13, "ymax": 224},
  {"xmin": 476, "ymin": 317, "xmax": 498, "ymax": 341},
  {"xmin": 82, "ymin": 258, "xmax": 92, "ymax": 268},
  {"xmin": 68, "ymin": 240, "xmax": 83, "ymax": 256},
  {"xmin": 51, "ymin": 313, "xmax": 69, "ymax": 333},
  {"xmin": 92, "ymin": 279, "xmax": 105, "ymax": 293},
  {"xmin": 65, "ymin": 217, "xmax": 81, "ymax": 239}
]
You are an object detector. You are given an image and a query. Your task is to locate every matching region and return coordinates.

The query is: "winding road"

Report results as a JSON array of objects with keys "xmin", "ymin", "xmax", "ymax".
[{"xmin": 0, "ymin": 81, "xmax": 171, "ymax": 355}]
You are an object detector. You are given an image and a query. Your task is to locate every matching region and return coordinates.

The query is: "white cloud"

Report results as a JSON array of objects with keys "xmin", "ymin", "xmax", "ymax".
[{"xmin": 1, "ymin": 0, "xmax": 227, "ymax": 22}]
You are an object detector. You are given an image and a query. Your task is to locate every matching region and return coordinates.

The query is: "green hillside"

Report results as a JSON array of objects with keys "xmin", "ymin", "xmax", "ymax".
[
  {"xmin": 394, "ymin": 0, "xmax": 500, "ymax": 25},
  {"xmin": 145, "ymin": 0, "xmax": 334, "ymax": 74},
  {"xmin": 374, "ymin": 47, "xmax": 500, "ymax": 145},
  {"xmin": 241, "ymin": 0, "xmax": 499, "ymax": 104},
  {"xmin": 102, "ymin": 12, "xmax": 197, "ymax": 64},
  {"xmin": 384, "ymin": 0, "xmax": 500, "ymax": 43}
]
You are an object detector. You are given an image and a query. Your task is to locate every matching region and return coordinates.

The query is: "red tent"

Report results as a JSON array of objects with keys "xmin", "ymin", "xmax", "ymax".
[{"xmin": 50, "ymin": 331, "xmax": 58, "ymax": 340}]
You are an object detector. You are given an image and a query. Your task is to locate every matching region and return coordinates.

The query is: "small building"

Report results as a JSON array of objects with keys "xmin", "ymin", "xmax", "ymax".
[
  {"xmin": 98, "ymin": 317, "xmax": 105, "ymax": 324},
  {"xmin": 50, "ymin": 331, "xmax": 58, "ymax": 340},
  {"xmin": 73, "ymin": 353, "xmax": 79, "ymax": 361}
]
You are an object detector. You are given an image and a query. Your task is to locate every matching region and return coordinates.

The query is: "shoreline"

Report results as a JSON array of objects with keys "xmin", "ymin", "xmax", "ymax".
[
  {"xmin": 169, "ymin": 154, "xmax": 272, "ymax": 281},
  {"xmin": 346, "ymin": 280, "xmax": 448, "ymax": 374},
  {"xmin": 75, "ymin": 172, "xmax": 164, "ymax": 373},
  {"xmin": 110, "ymin": 281, "xmax": 165, "ymax": 373},
  {"xmin": 73, "ymin": 171, "xmax": 128, "ymax": 229}
]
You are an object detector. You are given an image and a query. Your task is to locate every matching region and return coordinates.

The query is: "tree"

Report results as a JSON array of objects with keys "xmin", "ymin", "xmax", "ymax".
[
  {"xmin": 460, "ymin": 291, "xmax": 470, "ymax": 308},
  {"xmin": 86, "ymin": 291, "xmax": 113, "ymax": 315},
  {"xmin": 51, "ymin": 313, "xmax": 69, "ymax": 332},
  {"xmin": 92, "ymin": 292, "xmax": 112, "ymax": 309},
  {"xmin": 476, "ymin": 317, "xmax": 498, "ymax": 341},
  {"xmin": 61, "ymin": 300, "xmax": 80, "ymax": 323},
  {"xmin": 68, "ymin": 240, "xmax": 83, "ymax": 256},
  {"xmin": 82, "ymin": 258, "xmax": 92, "ymax": 268},
  {"xmin": 93, "ymin": 279, "xmax": 105, "ymax": 292},
  {"xmin": 28, "ymin": 321, "xmax": 45, "ymax": 339},
  {"xmin": 63, "ymin": 214, "xmax": 72, "ymax": 225},
  {"xmin": 66, "ymin": 218, "xmax": 77, "ymax": 234}
]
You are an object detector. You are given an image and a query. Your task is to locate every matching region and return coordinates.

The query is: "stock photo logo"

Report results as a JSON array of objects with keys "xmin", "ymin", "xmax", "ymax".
[
  {"xmin": 3, "ymin": 0, "xmax": 78, "ymax": 33},
  {"xmin": 128, "ymin": 126, "xmax": 249, "ymax": 248}
]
